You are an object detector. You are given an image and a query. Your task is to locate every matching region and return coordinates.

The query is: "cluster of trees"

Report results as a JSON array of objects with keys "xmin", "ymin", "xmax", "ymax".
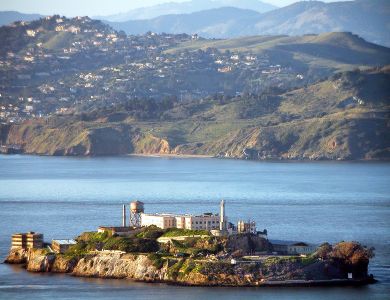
[
  {"xmin": 66, "ymin": 230, "xmax": 160, "ymax": 256},
  {"xmin": 103, "ymin": 236, "xmax": 159, "ymax": 253},
  {"xmin": 315, "ymin": 241, "xmax": 374, "ymax": 277}
]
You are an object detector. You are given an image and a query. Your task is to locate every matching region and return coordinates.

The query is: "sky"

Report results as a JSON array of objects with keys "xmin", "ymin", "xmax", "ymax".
[{"xmin": 0, "ymin": 0, "xmax": 344, "ymax": 16}]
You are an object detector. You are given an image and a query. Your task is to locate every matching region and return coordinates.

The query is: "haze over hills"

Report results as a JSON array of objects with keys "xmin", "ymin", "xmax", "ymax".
[
  {"xmin": 0, "ymin": 11, "xmax": 43, "ymax": 26},
  {"xmin": 1, "ymin": 1, "xmax": 389, "ymax": 46},
  {"xmin": 97, "ymin": 0, "xmax": 277, "ymax": 22},
  {"xmin": 107, "ymin": 0, "xmax": 390, "ymax": 47},
  {"xmin": 107, "ymin": 7, "xmax": 261, "ymax": 38}
]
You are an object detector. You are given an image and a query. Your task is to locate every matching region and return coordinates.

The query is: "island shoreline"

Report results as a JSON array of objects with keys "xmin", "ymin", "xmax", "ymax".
[{"xmin": 3, "ymin": 261, "xmax": 377, "ymax": 288}]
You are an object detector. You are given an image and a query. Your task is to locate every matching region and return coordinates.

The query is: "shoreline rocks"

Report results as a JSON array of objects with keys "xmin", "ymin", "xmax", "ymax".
[{"xmin": 4, "ymin": 248, "xmax": 376, "ymax": 287}]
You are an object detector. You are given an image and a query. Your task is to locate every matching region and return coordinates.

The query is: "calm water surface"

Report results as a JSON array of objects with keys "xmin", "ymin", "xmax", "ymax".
[{"xmin": 0, "ymin": 155, "xmax": 389, "ymax": 299}]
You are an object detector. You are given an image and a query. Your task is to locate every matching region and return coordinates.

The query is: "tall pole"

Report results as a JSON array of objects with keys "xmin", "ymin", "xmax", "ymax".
[
  {"xmin": 122, "ymin": 204, "xmax": 126, "ymax": 227},
  {"xmin": 220, "ymin": 199, "xmax": 226, "ymax": 231}
]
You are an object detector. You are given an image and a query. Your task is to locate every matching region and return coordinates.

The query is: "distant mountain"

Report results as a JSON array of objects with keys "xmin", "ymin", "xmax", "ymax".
[
  {"xmin": 251, "ymin": 0, "xmax": 390, "ymax": 47},
  {"xmin": 108, "ymin": 0, "xmax": 390, "ymax": 47},
  {"xmin": 98, "ymin": 0, "xmax": 276, "ymax": 22},
  {"xmin": 0, "ymin": 11, "xmax": 43, "ymax": 26},
  {"xmin": 107, "ymin": 7, "xmax": 261, "ymax": 37}
]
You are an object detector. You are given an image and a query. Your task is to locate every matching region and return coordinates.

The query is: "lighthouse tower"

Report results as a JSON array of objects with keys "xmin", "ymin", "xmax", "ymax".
[{"xmin": 220, "ymin": 199, "xmax": 227, "ymax": 231}]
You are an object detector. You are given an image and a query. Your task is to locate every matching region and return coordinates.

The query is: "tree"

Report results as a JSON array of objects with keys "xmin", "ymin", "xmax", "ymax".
[
  {"xmin": 315, "ymin": 242, "xmax": 333, "ymax": 259},
  {"xmin": 331, "ymin": 241, "xmax": 374, "ymax": 265},
  {"xmin": 330, "ymin": 241, "xmax": 375, "ymax": 277}
]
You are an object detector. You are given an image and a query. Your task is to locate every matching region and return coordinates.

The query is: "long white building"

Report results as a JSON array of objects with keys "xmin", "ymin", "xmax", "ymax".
[
  {"xmin": 141, "ymin": 200, "xmax": 227, "ymax": 230},
  {"xmin": 141, "ymin": 212, "xmax": 221, "ymax": 230}
]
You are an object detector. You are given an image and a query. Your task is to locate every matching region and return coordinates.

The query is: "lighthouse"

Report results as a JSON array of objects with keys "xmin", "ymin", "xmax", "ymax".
[{"xmin": 220, "ymin": 199, "xmax": 227, "ymax": 231}]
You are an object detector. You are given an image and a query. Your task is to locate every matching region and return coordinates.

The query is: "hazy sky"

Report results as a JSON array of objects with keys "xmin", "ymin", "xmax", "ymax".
[{"xmin": 0, "ymin": 0, "xmax": 345, "ymax": 16}]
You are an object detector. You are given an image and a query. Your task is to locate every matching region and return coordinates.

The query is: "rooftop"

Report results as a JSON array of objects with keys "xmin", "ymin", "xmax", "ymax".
[
  {"xmin": 269, "ymin": 239, "xmax": 314, "ymax": 247},
  {"xmin": 142, "ymin": 212, "xmax": 219, "ymax": 218},
  {"xmin": 52, "ymin": 239, "xmax": 76, "ymax": 245}
]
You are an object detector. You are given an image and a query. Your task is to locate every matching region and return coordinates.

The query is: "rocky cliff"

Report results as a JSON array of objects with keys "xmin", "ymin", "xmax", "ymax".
[{"xmin": 4, "ymin": 246, "xmax": 374, "ymax": 286}]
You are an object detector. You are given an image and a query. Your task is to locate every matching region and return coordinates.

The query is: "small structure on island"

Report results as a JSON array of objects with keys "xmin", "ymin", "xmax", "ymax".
[
  {"xmin": 130, "ymin": 201, "xmax": 144, "ymax": 228},
  {"xmin": 270, "ymin": 240, "xmax": 317, "ymax": 255},
  {"xmin": 97, "ymin": 226, "xmax": 135, "ymax": 236},
  {"xmin": 11, "ymin": 232, "xmax": 43, "ymax": 249},
  {"xmin": 237, "ymin": 220, "xmax": 256, "ymax": 234},
  {"xmin": 97, "ymin": 204, "xmax": 136, "ymax": 236},
  {"xmin": 51, "ymin": 239, "xmax": 76, "ymax": 254}
]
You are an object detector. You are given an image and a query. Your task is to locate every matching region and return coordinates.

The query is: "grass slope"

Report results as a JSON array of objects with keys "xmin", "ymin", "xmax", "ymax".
[{"xmin": 4, "ymin": 67, "xmax": 390, "ymax": 160}]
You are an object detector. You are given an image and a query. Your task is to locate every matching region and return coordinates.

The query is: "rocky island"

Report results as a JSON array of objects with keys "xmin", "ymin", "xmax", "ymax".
[{"xmin": 5, "ymin": 226, "xmax": 376, "ymax": 287}]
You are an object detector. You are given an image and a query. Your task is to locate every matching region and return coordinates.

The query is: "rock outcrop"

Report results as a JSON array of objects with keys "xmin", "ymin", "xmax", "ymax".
[
  {"xmin": 4, "ymin": 248, "xmax": 29, "ymax": 264},
  {"xmin": 72, "ymin": 253, "xmax": 166, "ymax": 281},
  {"xmin": 4, "ymin": 247, "xmax": 374, "ymax": 286}
]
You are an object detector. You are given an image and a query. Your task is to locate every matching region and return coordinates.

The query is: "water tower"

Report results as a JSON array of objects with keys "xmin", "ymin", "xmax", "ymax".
[{"xmin": 130, "ymin": 201, "xmax": 144, "ymax": 227}]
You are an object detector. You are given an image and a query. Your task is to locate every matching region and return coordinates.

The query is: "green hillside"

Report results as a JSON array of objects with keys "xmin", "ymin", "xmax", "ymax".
[
  {"xmin": 166, "ymin": 32, "xmax": 390, "ymax": 71},
  {"xmin": 3, "ymin": 67, "xmax": 389, "ymax": 160}
]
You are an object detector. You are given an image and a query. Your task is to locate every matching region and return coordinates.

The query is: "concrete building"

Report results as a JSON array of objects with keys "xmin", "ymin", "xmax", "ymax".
[
  {"xmin": 11, "ymin": 232, "xmax": 43, "ymax": 249},
  {"xmin": 237, "ymin": 220, "xmax": 256, "ymax": 234},
  {"xmin": 140, "ymin": 200, "xmax": 229, "ymax": 232},
  {"xmin": 51, "ymin": 239, "xmax": 76, "ymax": 254},
  {"xmin": 141, "ymin": 213, "xmax": 220, "ymax": 230},
  {"xmin": 271, "ymin": 240, "xmax": 317, "ymax": 255}
]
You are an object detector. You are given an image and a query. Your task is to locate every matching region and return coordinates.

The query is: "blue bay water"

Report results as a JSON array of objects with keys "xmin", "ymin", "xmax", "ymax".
[{"xmin": 0, "ymin": 155, "xmax": 389, "ymax": 299}]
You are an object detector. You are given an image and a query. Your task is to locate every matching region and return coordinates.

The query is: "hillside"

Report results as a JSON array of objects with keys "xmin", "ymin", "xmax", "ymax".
[
  {"xmin": 167, "ymin": 32, "xmax": 390, "ymax": 70},
  {"xmin": 2, "ymin": 15, "xmax": 388, "ymax": 126},
  {"xmin": 0, "ymin": 15, "xmax": 115, "ymax": 55},
  {"xmin": 2, "ymin": 67, "xmax": 389, "ymax": 160},
  {"xmin": 108, "ymin": 0, "xmax": 390, "ymax": 47}
]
